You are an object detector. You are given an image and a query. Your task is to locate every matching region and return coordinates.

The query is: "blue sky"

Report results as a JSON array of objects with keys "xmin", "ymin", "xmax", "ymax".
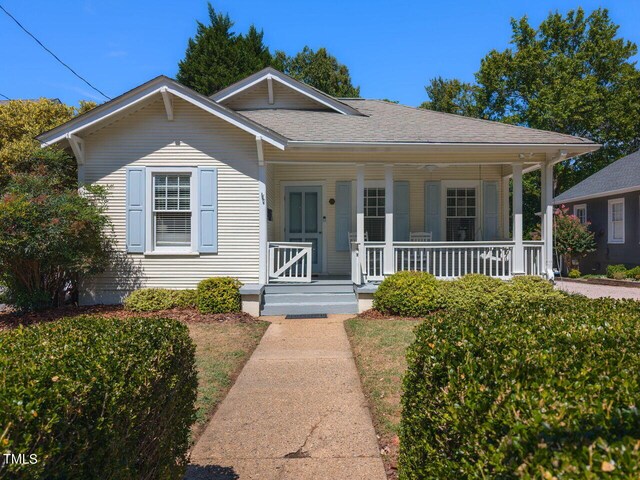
[{"xmin": 1, "ymin": 0, "xmax": 639, "ymax": 107}]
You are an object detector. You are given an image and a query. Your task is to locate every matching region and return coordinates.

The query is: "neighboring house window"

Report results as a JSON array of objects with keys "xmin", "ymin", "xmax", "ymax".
[
  {"xmin": 446, "ymin": 187, "xmax": 476, "ymax": 241},
  {"xmin": 608, "ymin": 198, "xmax": 625, "ymax": 244},
  {"xmin": 574, "ymin": 204, "xmax": 587, "ymax": 224},
  {"xmin": 364, "ymin": 187, "xmax": 385, "ymax": 241},
  {"xmin": 153, "ymin": 174, "xmax": 192, "ymax": 248}
]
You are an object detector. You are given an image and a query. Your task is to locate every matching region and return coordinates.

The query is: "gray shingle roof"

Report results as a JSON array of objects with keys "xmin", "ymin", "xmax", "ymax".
[
  {"xmin": 555, "ymin": 150, "xmax": 640, "ymax": 203},
  {"xmin": 238, "ymin": 99, "xmax": 595, "ymax": 145}
]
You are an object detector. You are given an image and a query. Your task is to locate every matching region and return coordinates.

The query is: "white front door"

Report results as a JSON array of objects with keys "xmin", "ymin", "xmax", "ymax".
[{"xmin": 285, "ymin": 186, "xmax": 322, "ymax": 273}]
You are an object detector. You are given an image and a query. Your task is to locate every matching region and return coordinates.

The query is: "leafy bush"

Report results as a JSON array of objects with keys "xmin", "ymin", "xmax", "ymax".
[
  {"xmin": 0, "ymin": 316, "xmax": 197, "ymax": 479},
  {"xmin": 553, "ymin": 205, "xmax": 596, "ymax": 269},
  {"xmin": 400, "ymin": 297, "xmax": 640, "ymax": 479},
  {"xmin": 0, "ymin": 149, "xmax": 113, "ymax": 311},
  {"xmin": 373, "ymin": 271, "xmax": 445, "ymax": 317},
  {"xmin": 441, "ymin": 274, "xmax": 507, "ymax": 311},
  {"xmin": 196, "ymin": 277, "xmax": 242, "ymax": 314},
  {"xmin": 607, "ymin": 264, "xmax": 627, "ymax": 278},
  {"xmin": 568, "ymin": 268, "xmax": 581, "ymax": 278},
  {"xmin": 124, "ymin": 288, "xmax": 197, "ymax": 312},
  {"xmin": 625, "ymin": 266, "xmax": 640, "ymax": 280},
  {"xmin": 377, "ymin": 273, "xmax": 563, "ymax": 317}
]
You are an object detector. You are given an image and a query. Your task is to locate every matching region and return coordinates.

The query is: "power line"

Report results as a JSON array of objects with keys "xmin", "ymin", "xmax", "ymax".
[
  {"xmin": 0, "ymin": 4, "xmax": 111, "ymax": 100},
  {"xmin": 0, "ymin": 92, "xmax": 9, "ymax": 100}
]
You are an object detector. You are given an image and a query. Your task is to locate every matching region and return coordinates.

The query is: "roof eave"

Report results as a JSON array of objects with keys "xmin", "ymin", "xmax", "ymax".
[
  {"xmin": 37, "ymin": 76, "xmax": 288, "ymax": 150},
  {"xmin": 554, "ymin": 185, "xmax": 640, "ymax": 204}
]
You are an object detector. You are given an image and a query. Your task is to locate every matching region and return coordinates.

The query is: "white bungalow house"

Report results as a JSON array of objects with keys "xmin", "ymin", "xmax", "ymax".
[{"xmin": 37, "ymin": 68, "xmax": 599, "ymax": 315}]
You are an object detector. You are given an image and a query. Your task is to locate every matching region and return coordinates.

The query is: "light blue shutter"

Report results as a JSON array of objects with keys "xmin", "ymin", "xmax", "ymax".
[
  {"xmin": 425, "ymin": 181, "xmax": 441, "ymax": 241},
  {"xmin": 126, "ymin": 167, "xmax": 146, "ymax": 253},
  {"xmin": 393, "ymin": 181, "xmax": 410, "ymax": 241},
  {"xmin": 483, "ymin": 181, "xmax": 499, "ymax": 240},
  {"xmin": 335, "ymin": 181, "xmax": 352, "ymax": 251},
  {"xmin": 198, "ymin": 167, "xmax": 218, "ymax": 253}
]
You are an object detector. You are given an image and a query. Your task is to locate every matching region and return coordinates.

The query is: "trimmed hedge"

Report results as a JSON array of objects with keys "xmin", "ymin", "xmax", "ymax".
[
  {"xmin": 196, "ymin": 277, "xmax": 242, "ymax": 314},
  {"xmin": 373, "ymin": 271, "xmax": 445, "ymax": 317},
  {"xmin": 375, "ymin": 273, "xmax": 564, "ymax": 317},
  {"xmin": 0, "ymin": 316, "xmax": 198, "ymax": 479},
  {"xmin": 400, "ymin": 297, "xmax": 640, "ymax": 479},
  {"xmin": 124, "ymin": 288, "xmax": 197, "ymax": 312}
]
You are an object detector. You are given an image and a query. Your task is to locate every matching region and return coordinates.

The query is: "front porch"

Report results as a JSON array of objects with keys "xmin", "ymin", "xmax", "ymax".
[{"xmin": 260, "ymin": 160, "xmax": 555, "ymax": 286}]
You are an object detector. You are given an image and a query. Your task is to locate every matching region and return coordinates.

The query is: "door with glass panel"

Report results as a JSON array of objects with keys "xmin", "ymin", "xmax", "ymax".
[{"xmin": 284, "ymin": 186, "xmax": 322, "ymax": 273}]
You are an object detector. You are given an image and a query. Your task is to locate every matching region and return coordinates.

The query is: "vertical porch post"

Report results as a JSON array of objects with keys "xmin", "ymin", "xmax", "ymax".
[
  {"xmin": 384, "ymin": 165, "xmax": 394, "ymax": 275},
  {"xmin": 539, "ymin": 162, "xmax": 547, "ymax": 271},
  {"xmin": 356, "ymin": 165, "xmax": 365, "ymax": 282},
  {"xmin": 512, "ymin": 163, "xmax": 525, "ymax": 275},
  {"xmin": 256, "ymin": 136, "xmax": 268, "ymax": 285},
  {"xmin": 502, "ymin": 176, "xmax": 510, "ymax": 239},
  {"xmin": 543, "ymin": 161, "xmax": 554, "ymax": 279}
]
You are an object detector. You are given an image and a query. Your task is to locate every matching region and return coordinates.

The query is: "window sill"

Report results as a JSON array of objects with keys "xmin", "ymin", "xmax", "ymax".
[
  {"xmin": 144, "ymin": 251, "xmax": 200, "ymax": 257},
  {"xmin": 607, "ymin": 240, "xmax": 624, "ymax": 245}
]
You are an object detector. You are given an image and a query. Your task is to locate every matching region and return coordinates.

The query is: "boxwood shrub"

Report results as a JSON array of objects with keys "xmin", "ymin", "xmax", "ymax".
[
  {"xmin": 124, "ymin": 288, "xmax": 197, "ymax": 312},
  {"xmin": 400, "ymin": 297, "xmax": 640, "ymax": 479},
  {"xmin": 196, "ymin": 277, "xmax": 242, "ymax": 314},
  {"xmin": 373, "ymin": 271, "xmax": 445, "ymax": 317},
  {"xmin": 0, "ymin": 316, "xmax": 198, "ymax": 479},
  {"xmin": 376, "ymin": 273, "xmax": 564, "ymax": 317}
]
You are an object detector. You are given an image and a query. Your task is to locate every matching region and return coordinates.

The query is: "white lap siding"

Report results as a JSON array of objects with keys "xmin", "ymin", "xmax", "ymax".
[{"xmin": 80, "ymin": 98, "xmax": 260, "ymax": 304}]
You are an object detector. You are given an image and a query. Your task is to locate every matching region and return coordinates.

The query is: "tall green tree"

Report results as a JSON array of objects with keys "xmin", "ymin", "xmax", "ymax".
[
  {"xmin": 274, "ymin": 46, "xmax": 360, "ymax": 97},
  {"xmin": 420, "ymin": 77, "xmax": 479, "ymax": 116},
  {"xmin": 177, "ymin": 3, "xmax": 272, "ymax": 95},
  {"xmin": 0, "ymin": 99, "xmax": 96, "ymax": 188},
  {"xmin": 421, "ymin": 8, "xmax": 640, "ymax": 229}
]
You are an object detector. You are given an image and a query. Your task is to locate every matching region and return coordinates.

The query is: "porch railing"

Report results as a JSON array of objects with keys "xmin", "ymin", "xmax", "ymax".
[
  {"xmin": 524, "ymin": 241, "xmax": 544, "ymax": 276},
  {"xmin": 267, "ymin": 242, "xmax": 312, "ymax": 283},
  {"xmin": 394, "ymin": 241, "xmax": 514, "ymax": 279},
  {"xmin": 355, "ymin": 240, "xmax": 546, "ymax": 283}
]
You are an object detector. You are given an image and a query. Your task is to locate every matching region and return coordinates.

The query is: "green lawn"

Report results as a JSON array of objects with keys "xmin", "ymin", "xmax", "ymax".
[
  {"xmin": 345, "ymin": 317, "xmax": 420, "ymax": 440},
  {"xmin": 188, "ymin": 320, "xmax": 269, "ymax": 435}
]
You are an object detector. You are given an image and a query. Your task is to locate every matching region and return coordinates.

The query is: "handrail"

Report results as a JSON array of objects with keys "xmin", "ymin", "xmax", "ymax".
[{"xmin": 267, "ymin": 242, "xmax": 312, "ymax": 283}]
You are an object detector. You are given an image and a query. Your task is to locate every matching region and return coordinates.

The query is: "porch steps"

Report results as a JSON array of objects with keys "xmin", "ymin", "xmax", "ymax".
[{"xmin": 261, "ymin": 281, "xmax": 358, "ymax": 316}]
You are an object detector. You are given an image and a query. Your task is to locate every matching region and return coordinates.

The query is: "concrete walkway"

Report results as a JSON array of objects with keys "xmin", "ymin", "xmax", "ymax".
[
  {"xmin": 556, "ymin": 280, "xmax": 640, "ymax": 300},
  {"xmin": 186, "ymin": 315, "xmax": 387, "ymax": 480}
]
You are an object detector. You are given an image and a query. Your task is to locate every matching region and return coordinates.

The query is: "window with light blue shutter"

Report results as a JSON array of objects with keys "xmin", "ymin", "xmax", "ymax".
[
  {"xmin": 483, "ymin": 181, "xmax": 499, "ymax": 240},
  {"xmin": 335, "ymin": 181, "xmax": 352, "ymax": 251},
  {"xmin": 393, "ymin": 181, "xmax": 410, "ymax": 241},
  {"xmin": 198, "ymin": 167, "xmax": 218, "ymax": 253},
  {"xmin": 425, "ymin": 181, "xmax": 441, "ymax": 241},
  {"xmin": 126, "ymin": 167, "xmax": 146, "ymax": 253}
]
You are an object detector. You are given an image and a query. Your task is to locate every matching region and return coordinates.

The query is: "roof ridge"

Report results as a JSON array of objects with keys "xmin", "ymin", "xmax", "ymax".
[{"xmin": 348, "ymin": 99, "xmax": 595, "ymax": 144}]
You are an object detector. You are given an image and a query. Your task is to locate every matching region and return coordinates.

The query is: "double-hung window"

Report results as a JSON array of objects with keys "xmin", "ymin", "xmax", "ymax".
[
  {"xmin": 608, "ymin": 198, "xmax": 625, "ymax": 244},
  {"xmin": 446, "ymin": 187, "xmax": 476, "ymax": 241},
  {"xmin": 364, "ymin": 187, "xmax": 385, "ymax": 241},
  {"xmin": 574, "ymin": 204, "xmax": 587, "ymax": 224},
  {"xmin": 153, "ymin": 173, "xmax": 193, "ymax": 250}
]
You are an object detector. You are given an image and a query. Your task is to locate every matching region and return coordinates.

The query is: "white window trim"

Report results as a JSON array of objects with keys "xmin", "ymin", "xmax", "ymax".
[
  {"xmin": 145, "ymin": 167, "xmax": 199, "ymax": 255},
  {"xmin": 608, "ymin": 198, "xmax": 625, "ymax": 244},
  {"xmin": 573, "ymin": 204, "xmax": 587, "ymax": 224}
]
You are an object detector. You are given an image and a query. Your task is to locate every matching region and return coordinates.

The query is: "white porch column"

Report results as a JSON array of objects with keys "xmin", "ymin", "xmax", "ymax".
[
  {"xmin": 356, "ymin": 165, "xmax": 366, "ymax": 280},
  {"xmin": 256, "ymin": 137, "xmax": 268, "ymax": 285},
  {"xmin": 502, "ymin": 176, "xmax": 510, "ymax": 239},
  {"xmin": 384, "ymin": 165, "xmax": 394, "ymax": 275},
  {"xmin": 512, "ymin": 163, "xmax": 525, "ymax": 275},
  {"xmin": 543, "ymin": 161, "xmax": 554, "ymax": 278}
]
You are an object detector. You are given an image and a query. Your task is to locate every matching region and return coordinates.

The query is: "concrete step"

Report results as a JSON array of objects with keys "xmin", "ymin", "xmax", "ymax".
[
  {"xmin": 261, "ymin": 301, "xmax": 359, "ymax": 316},
  {"xmin": 264, "ymin": 283, "xmax": 355, "ymax": 294},
  {"xmin": 263, "ymin": 292, "xmax": 356, "ymax": 304}
]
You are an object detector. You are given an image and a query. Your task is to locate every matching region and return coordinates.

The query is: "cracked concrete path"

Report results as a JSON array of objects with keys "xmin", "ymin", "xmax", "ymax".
[{"xmin": 186, "ymin": 315, "xmax": 387, "ymax": 480}]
